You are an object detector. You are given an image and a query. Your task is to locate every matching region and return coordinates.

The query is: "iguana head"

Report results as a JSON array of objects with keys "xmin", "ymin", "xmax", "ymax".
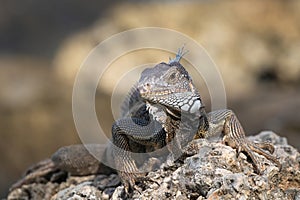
[{"xmin": 138, "ymin": 61, "xmax": 203, "ymax": 115}]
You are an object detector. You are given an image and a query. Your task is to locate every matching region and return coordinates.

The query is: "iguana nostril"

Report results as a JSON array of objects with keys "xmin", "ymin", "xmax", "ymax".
[
  {"xmin": 145, "ymin": 83, "xmax": 151, "ymax": 90},
  {"xmin": 139, "ymin": 83, "xmax": 151, "ymax": 95}
]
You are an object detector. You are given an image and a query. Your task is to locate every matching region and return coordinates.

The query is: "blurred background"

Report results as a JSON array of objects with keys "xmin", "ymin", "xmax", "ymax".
[{"xmin": 1, "ymin": 0, "xmax": 300, "ymax": 198}]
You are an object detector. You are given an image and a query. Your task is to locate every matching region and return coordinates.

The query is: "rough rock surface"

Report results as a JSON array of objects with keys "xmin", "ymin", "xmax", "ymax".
[{"xmin": 7, "ymin": 131, "xmax": 300, "ymax": 200}]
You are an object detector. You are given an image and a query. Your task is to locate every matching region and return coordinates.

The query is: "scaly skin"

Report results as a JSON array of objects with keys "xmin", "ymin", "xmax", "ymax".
[
  {"xmin": 10, "ymin": 48, "xmax": 281, "ymax": 195},
  {"xmin": 112, "ymin": 47, "xmax": 281, "ymax": 192}
]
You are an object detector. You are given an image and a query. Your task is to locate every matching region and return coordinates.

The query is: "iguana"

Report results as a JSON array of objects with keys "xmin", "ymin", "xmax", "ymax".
[{"xmin": 10, "ymin": 47, "xmax": 281, "ymax": 195}]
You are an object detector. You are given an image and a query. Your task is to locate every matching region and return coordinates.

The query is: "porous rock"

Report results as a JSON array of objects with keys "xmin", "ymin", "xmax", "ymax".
[{"xmin": 7, "ymin": 131, "xmax": 300, "ymax": 200}]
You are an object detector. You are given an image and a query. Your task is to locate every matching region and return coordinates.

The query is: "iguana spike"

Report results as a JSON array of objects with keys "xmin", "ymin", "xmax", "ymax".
[{"xmin": 169, "ymin": 45, "xmax": 189, "ymax": 64}]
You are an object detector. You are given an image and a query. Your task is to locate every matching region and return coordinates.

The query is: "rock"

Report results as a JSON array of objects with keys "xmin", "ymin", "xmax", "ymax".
[
  {"xmin": 54, "ymin": 181, "xmax": 101, "ymax": 200},
  {"xmin": 111, "ymin": 186, "xmax": 126, "ymax": 200},
  {"xmin": 93, "ymin": 174, "xmax": 120, "ymax": 191},
  {"xmin": 7, "ymin": 131, "xmax": 300, "ymax": 199}
]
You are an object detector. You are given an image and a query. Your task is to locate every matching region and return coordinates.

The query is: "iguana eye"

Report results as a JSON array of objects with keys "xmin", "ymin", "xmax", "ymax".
[
  {"xmin": 169, "ymin": 72, "xmax": 176, "ymax": 80},
  {"xmin": 166, "ymin": 70, "xmax": 179, "ymax": 84}
]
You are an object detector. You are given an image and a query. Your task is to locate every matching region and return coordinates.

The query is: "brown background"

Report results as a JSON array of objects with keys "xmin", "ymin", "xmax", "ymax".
[{"xmin": 1, "ymin": 0, "xmax": 300, "ymax": 198}]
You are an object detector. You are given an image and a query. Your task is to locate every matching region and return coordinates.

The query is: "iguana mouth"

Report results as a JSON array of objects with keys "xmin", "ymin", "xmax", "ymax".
[
  {"xmin": 139, "ymin": 89, "xmax": 172, "ymax": 98},
  {"xmin": 139, "ymin": 86, "xmax": 188, "ymax": 98}
]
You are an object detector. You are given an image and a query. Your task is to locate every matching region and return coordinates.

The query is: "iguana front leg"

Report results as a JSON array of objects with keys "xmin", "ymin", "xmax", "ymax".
[
  {"xmin": 203, "ymin": 109, "xmax": 281, "ymax": 173},
  {"xmin": 111, "ymin": 117, "xmax": 166, "ymax": 193}
]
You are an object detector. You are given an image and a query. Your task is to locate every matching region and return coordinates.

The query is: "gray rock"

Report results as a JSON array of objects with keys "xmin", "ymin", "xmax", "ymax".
[
  {"xmin": 7, "ymin": 131, "xmax": 300, "ymax": 199},
  {"xmin": 54, "ymin": 181, "xmax": 100, "ymax": 200}
]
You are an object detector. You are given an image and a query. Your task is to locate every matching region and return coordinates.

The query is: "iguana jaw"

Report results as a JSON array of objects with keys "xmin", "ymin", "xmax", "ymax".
[{"xmin": 139, "ymin": 83, "xmax": 202, "ymax": 115}]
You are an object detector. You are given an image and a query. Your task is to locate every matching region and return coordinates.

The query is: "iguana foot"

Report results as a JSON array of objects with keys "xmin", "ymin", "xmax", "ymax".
[
  {"xmin": 223, "ymin": 113, "xmax": 281, "ymax": 174},
  {"xmin": 243, "ymin": 141, "xmax": 281, "ymax": 173},
  {"xmin": 120, "ymin": 171, "xmax": 159, "ymax": 195}
]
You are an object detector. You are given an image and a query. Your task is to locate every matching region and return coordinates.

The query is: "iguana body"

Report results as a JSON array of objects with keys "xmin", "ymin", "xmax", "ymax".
[
  {"xmin": 10, "ymin": 48, "xmax": 281, "ymax": 194},
  {"xmin": 111, "ymin": 48, "xmax": 280, "ymax": 192}
]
